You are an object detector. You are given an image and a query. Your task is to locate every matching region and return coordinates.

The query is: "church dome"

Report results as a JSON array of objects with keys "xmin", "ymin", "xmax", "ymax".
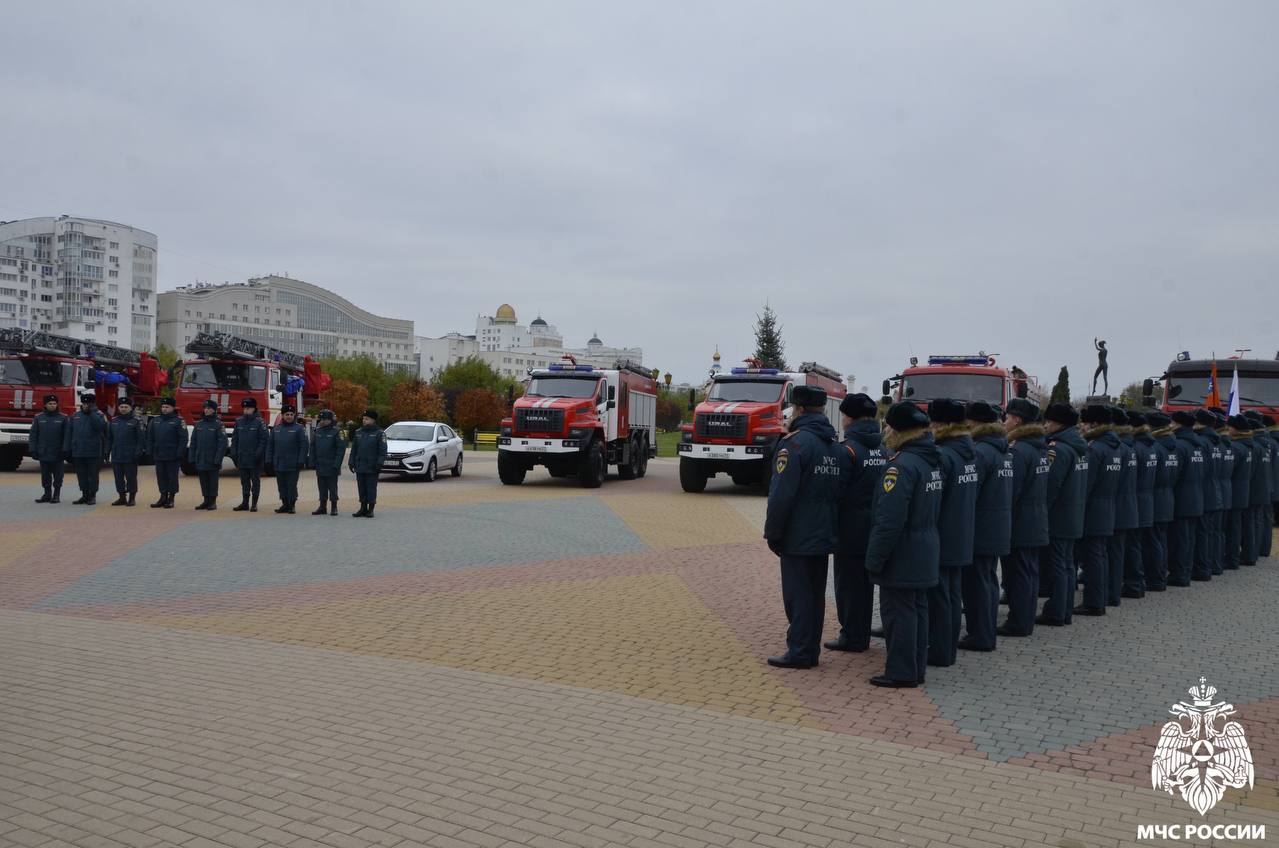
[
  {"xmin": 588, "ymin": 333, "xmax": 603, "ymax": 346},
  {"xmin": 495, "ymin": 304, "xmax": 517, "ymax": 324},
  {"xmin": 530, "ymin": 316, "xmax": 547, "ymax": 327}
]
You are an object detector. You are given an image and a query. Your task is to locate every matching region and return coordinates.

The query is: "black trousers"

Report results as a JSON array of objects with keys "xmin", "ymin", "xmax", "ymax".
[
  {"xmin": 239, "ymin": 467, "xmax": 261, "ymax": 502},
  {"xmin": 1224, "ymin": 509, "xmax": 1243, "ymax": 569},
  {"xmin": 317, "ymin": 474, "xmax": 339, "ymax": 503},
  {"xmin": 927, "ymin": 565, "xmax": 962, "ymax": 666},
  {"xmin": 779, "ymin": 554, "xmax": 828, "ymax": 662},
  {"xmin": 1003, "ymin": 547, "xmax": 1040, "ymax": 635},
  {"xmin": 1106, "ymin": 531, "xmax": 1126, "ymax": 605},
  {"xmin": 1169, "ymin": 518, "xmax": 1196, "ymax": 584},
  {"xmin": 880, "ymin": 586, "xmax": 928, "ymax": 684},
  {"xmin": 112, "ymin": 462, "xmax": 138, "ymax": 495},
  {"xmin": 1207, "ymin": 510, "xmax": 1224, "ymax": 575},
  {"xmin": 1078, "ymin": 535, "xmax": 1108, "ymax": 609},
  {"xmin": 1123, "ymin": 526, "xmax": 1146, "ymax": 594},
  {"xmin": 155, "ymin": 460, "xmax": 180, "ymax": 495},
  {"xmin": 356, "ymin": 472, "xmax": 380, "ymax": 505},
  {"xmin": 1144, "ymin": 523, "xmax": 1169, "ymax": 588},
  {"xmin": 1192, "ymin": 514, "xmax": 1214, "ymax": 580},
  {"xmin": 962, "ymin": 553, "xmax": 1000, "ymax": 649},
  {"xmin": 198, "ymin": 469, "xmax": 219, "ymax": 502},
  {"xmin": 39, "ymin": 460, "xmax": 64, "ymax": 493},
  {"xmin": 73, "ymin": 457, "xmax": 99, "ymax": 497},
  {"xmin": 276, "ymin": 469, "xmax": 299, "ymax": 505},
  {"xmin": 1040, "ymin": 538, "xmax": 1075, "ymax": 624},
  {"xmin": 831, "ymin": 554, "xmax": 873, "ymax": 649},
  {"xmin": 1260, "ymin": 504, "xmax": 1274, "ymax": 558}
]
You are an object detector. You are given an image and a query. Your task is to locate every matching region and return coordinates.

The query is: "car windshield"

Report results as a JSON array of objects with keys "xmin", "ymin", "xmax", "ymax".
[
  {"xmin": 1167, "ymin": 374, "xmax": 1279, "ymax": 407},
  {"xmin": 0, "ymin": 358, "xmax": 75, "ymax": 386},
  {"xmin": 526, "ymin": 377, "xmax": 601, "ymax": 399},
  {"xmin": 708, "ymin": 380, "xmax": 783, "ymax": 403},
  {"xmin": 385, "ymin": 424, "xmax": 436, "ymax": 441},
  {"xmin": 902, "ymin": 373, "xmax": 1004, "ymax": 404},
  {"xmin": 180, "ymin": 362, "xmax": 268, "ymax": 391}
]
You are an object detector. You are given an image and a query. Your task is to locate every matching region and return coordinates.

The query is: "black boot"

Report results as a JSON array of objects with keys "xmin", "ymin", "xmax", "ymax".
[
  {"xmin": 111, "ymin": 494, "xmax": 128, "ymax": 506},
  {"xmin": 353, "ymin": 503, "xmax": 367, "ymax": 517},
  {"xmin": 233, "ymin": 499, "xmax": 249, "ymax": 511},
  {"xmin": 206, "ymin": 500, "xmax": 217, "ymax": 511},
  {"xmin": 83, "ymin": 495, "xmax": 96, "ymax": 505},
  {"xmin": 127, "ymin": 492, "xmax": 136, "ymax": 506},
  {"xmin": 35, "ymin": 491, "xmax": 51, "ymax": 503},
  {"xmin": 364, "ymin": 504, "xmax": 375, "ymax": 518},
  {"xmin": 330, "ymin": 501, "xmax": 338, "ymax": 516},
  {"xmin": 151, "ymin": 495, "xmax": 166, "ymax": 508},
  {"xmin": 194, "ymin": 499, "xmax": 209, "ymax": 510},
  {"xmin": 162, "ymin": 493, "xmax": 175, "ymax": 509},
  {"xmin": 275, "ymin": 503, "xmax": 289, "ymax": 514},
  {"xmin": 250, "ymin": 497, "xmax": 258, "ymax": 513},
  {"xmin": 72, "ymin": 495, "xmax": 88, "ymax": 505},
  {"xmin": 51, "ymin": 488, "xmax": 60, "ymax": 504},
  {"xmin": 312, "ymin": 501, "xmax": 328, "ymax": 515}
]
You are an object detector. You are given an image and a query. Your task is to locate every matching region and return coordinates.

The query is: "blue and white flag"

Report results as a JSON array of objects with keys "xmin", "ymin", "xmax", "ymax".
[{"xmin": 1227, "ymin": 365, "xmax": 1241, "ymax": 416}]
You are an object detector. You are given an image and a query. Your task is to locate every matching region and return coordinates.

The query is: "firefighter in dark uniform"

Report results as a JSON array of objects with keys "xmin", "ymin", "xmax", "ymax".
[
  {"xmin": 763, "ymin": 386, "xmax": 848, "ymax": 668},
  {"xmin": 1191, "ymin": 408, "xmax": 1221, "ymax": 580},
  {"xmin": 148, "ymin": 397, "xmax": 188, "ymax": 508},
  {"xmin": 1269, "ymin": 415, "xmax": 1279, "ymax": 536},
  {"xmin": 65, "ymin": 392, "xmax": 108, "ymax": 505},
  {"xmin": 190, "ymin": 399, "xmax": 228, "ymax": 510},
  {"xmin": 960, "ymin": 400, "xmax": 1011, "ymax": 650},
  {"xmin": 1124, "ymin": 410, "xmax": 1157, "ymax": 597},
  {"xmin": 230, "ymin": 397, "xmax": 269, "ymax": 512},
  {"xmin": 1168, "ymin": 410, "xmax": 1205, "ymax": 585},
  {"xmin": 1227, "ymin": 415, "xmax": 1253, "ymax": 566},
  {"xmin": 865, "ymin": 402, "xmax": 943, "ymax": 688},
  {"xmin": 266, "ymin": 403, "xmax": 308, "ymax": 514},
  {"xmin": 824, "ymin": 393, "xmax": 885, "ymax": 654},
  {"xmin": 1245, "ymin": 412, "xmax": 1273, "ymax": 559},
  {"xmin": 309, "ymin": 409, "xmax": 347, "ymax": 516},
  {"xmin": 29, "ymin": 394, "xmax": 69, "ymax": 503},
  {"xmin": 1040, "ymin": 403, "xmax": 1087, "ymax": 625},
  {"xmin": 1257, "ymin": 414, "xmax": 1276, "ymax": 557},
  {"xmin": 1109, "ymin": 406, "xmax": 1138, "ymax": 604},
  {"xmin": 1076, "ymin": 405, "xmax": 1121, "ymax": 615},
  {"xmin": 1213, "ymin": 411, "xmax": 1235, "ymax": 572},
  {"xmin": 926, "ymin": 398, "xmax": 976, "ymax": 667},
  {"xmin": 105, "ymin": 396, "xmax": 145, "ymax": 506},
  {"xmin": 1143, "ymin": 412, "xmax": 1176, "ymax": 590},
  {"xmin": 1001, "ymin": 398, "xmax": 1049, "ymax": 636},
  {"xmin": 348, "ymin": 409, "xmax": 388, "ymax": 517}
]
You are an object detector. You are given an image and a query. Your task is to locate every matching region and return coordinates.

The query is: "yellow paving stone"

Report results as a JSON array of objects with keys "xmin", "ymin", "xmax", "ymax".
[
  {"xmin": 133, "ymin": 572, "xmax": 819, "ymax": 726},
  {"xmin": 600, "ymin": 492, "xmax": 760, "ymax": 549},
  {"xmin": 0, "ymin": 529, "xmax": 59, "ymax": 569}
]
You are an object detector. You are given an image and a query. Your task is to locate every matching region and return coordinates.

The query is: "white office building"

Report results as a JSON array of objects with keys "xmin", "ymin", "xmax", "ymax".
[
  {"xmin": 157, "ymin": 275, "xmax": 415, "ymax": 371},
  {"xmin": 0, "ymin": 216, "xmax": 158, "ymax": 350}
]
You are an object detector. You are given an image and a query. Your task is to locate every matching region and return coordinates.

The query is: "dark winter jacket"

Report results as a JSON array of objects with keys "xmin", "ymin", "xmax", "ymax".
[
  {"xmin": 1113, "ymin": 431, "xmax": 1139, "ymax": 532},
  {"xmin": 64, "ymin": 408, "xmax": 108, "ymax": 459},
  {"xmin": 309, "ymin": 424, "xmax": 348, "ymax": 477},
  {"xmin": 765, "ymin": 413, "xmax": 850, "ymax": 556},
  {"xmin": 1045, "ymin": 425, "xmax": 1088, "ymax": 540},
  {"xmin": 1153, "ymin": 429, "xmax": 1179, "ymax": 524},
  {"xmin": 147, "ymin": 411, "xmax": 188, "ymax": 462},
  {"xmin": 1198, "ymin": 428, "xmax": 1223, "ymax": 513},
  {"xmin": 1254, "ymin": 429, "xmax": 1275, "ymax": 505},
  {"xmin": 1084, "ymin": 428, "xmax": 1123, "ymax": 536},
  {"xmin": 266, "ymin": 421, "xmax": 308, "ymax": 471},
  {"xmin": 934, "ymin": 427, "xmax": 979, "ymax": 568},
  {"xmin": 348, "ymin": 423, "xmax": 388, "ymax": 475},
  {"xmin": 1216, "ymin": 431, "xmax": 1235, "ymax": 511},
  {"xmin": 106, "ymin": 412, "xmax": 146, "ymax": 463},
  {"xmin": 865, "ymin": 430, "xmax": 943, "ymax": 589},
  {"xmin": 1172, "ymin": 427, "xmax": 1205, "ymax": 519},
  {"xmin": 189, "ymin": 414, "xmax": 228, "ymax": 471},
  {"xmin": 970, "ymin": 425, "xmax": 1012, "ymax": 557},
  {"xmin": 1133, "ymin": 430, "xmax": 1158, "ymax": 528},
  {"xmin": 230, "ymin": 412, "xmax": 269, "ymax": 469},
  {"xmin": 1007, "ymin": 423, "xmax": 1050, "ymax": 549},
  {"xmin": 834, "ymin": 419, "xmax": 887, "ymax": 557},
  {"xmin": 1229, "ymin": 433, "xmax": 1252, "ymax": 510},
  {"xmin": 27, "ymin": 410, "xmax": 69, "ymax": 462}
]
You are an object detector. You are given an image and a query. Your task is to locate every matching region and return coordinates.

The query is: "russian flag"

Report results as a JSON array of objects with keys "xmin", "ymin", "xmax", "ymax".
[{"xmin": 1227, "ymin": 365, "xmax": 1241, "ymax": 416}]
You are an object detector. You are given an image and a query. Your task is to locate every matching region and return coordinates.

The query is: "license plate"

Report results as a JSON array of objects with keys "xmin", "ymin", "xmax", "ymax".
[
  {"xmin": 708, "ymin": 449, "xmax": 730, "ymax": 459},
  {"xmin": 526, "ymin": 445, "xmax": 547, "ymax": 453}
]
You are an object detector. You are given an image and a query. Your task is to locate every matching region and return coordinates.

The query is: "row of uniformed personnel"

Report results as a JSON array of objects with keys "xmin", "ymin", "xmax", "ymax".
[
  {"xmin": 763, "ymin": 387, "xmax": 1278, "ymax": 687},
  {"xmin": 26, "ymin": 394, "xmax": 388, "ymax": 516}
]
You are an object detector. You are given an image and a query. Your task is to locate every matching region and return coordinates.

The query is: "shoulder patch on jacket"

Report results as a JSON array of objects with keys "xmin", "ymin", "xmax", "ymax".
[
  {"xmin": 843, "ymin": 444, "xmax": 856, "ymax": 460},
  {"xmin": 775, "ymin": 447, "xmax": 789, "ymax": 474},
  {"xmin": 883, "ymin": 466, "xmax": 899, "ymax": 493}
]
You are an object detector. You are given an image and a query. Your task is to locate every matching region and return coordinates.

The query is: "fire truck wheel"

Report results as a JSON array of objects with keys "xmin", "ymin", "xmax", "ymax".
[
  {"xmin": 617, "ymin": 438, "xmax": 641, "ymax": 480},
  {"xmin": 578, "ymin": 440, "xmax": 605, "ymax": 489},
  {"xmin": 497, "ymin": 451, "xmax": 526, "ymax": 485},
  {"xmin": 424, "ymin": 457, "xmax": 437, "ymax": 482},
  {"xmin": 679, "ymin": 457, "xmax": 707, "ymax": 493},
  {"xmin": 635, "ymin": 436, "xmax": 649, "ymax": 478},
  {"xmin": 451, "ymin": 453, "xmax": 463, "ymax": 477},
  {"xmin": 0, "ymin": 447, "xmax": 23, "ymax": 472}
]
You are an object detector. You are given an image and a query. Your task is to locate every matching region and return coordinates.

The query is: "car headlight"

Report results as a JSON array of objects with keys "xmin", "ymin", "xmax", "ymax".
[
  {"xmin": 406, "ymin": 448, "xmax": 426, "ymax": 457},
  {"xmin": 568, "ymin": 428, "xmax": 588, "ymax": 438},
  {"xmin": 753, "ymin": 434, "xmax": 773, "ymax": 444},
  {"xmin": 501, "ymin": 426, "xmax": 512, "ymax": 436}
]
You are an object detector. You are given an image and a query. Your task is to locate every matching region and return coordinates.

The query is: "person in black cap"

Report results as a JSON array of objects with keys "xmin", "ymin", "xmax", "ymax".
[
  {"xmin": 1075, "ymin": 405, "xmax": 1122, "ymax": 615},
  {"xmin": 148, "ymin": 397, "xmax": 188, "ymax": 508},
  {"xmin": 1226, "ymin": 415, "xmax": 1254, "ymax": 566},
  {"xmin": 266, "ymin": 403, "xmax": 308, "ymax": 513},
  {"xmin": 1213, "ymin": 411, "xmax": 1235, "ymax": 572},
  {"xmin": 1106, "ymin": 407, "xmax": 1138, "ymax": 604},
  {"xmin": 824, "ymin": 393, "xmax": 886, "ymax": 654},
  {"xmin": 924, "ymin": 398, "xmax": 977, "ymax": 667},
  {"xmin": 1124, "ymin": 411, "xmax": 1157, "ymax": 597},
  {"xmin": 29, "ymin": 394, "xmax": 69, "ymax": 503},
  {"xmin": 1246, "ymin": 413, "xmax": 1273, "ymax": 558},
  {"xmin": 190, "ymin": 399, "xmax": 228, "ymax": 510},
  {"xmin": 1260, "ymin": 415, "xmax": 1277, "ymax": 555},
  {"xmin": 1191, "ymin": 408, "xmax": 1222, "ymax": 580},
  {"xmin": 105, "ymin": 395, "xmax": 145, "ymax": 506},
  {"xmin": 348, "ymin": 409, "xmax": 388, "ymax": 517},
  {"xmin": 309, "ymin": 409, "xmax": 347, "ymax": 515},
  {"xmin": 762, "ymin": 385, "xmax": 849, "ymax": 668},
  {"xmin": 1145, "ymin": 411, "xmax": 1177, "ymax": 589},
  {"xmin": 64, "ymin": 391, "xmax": 108, "ymax": 505},
  {"xmin": 960, "ymin": 400, "xmax": 1011, "ymax": 650},
  {"xmin": 1040, "ymin": 403, "xmax": 1087, "ymax": 625},
  {"xmin": 1000, "ymin": 398, "xmax": 1049, "ymax": 635},
  {"xmin": 1167, "ymin": 410, "xmax": 1205, "ymax": 585},
  {"xmin": 230, "ymin": 397, "xmax": 269, "ymax": 512},
  {"xmin": 864, "ymin": 401, "xmax": 943, "ymax": 687}
]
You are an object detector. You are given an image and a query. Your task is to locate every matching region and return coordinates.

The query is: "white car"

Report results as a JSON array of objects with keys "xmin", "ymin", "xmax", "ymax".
[{"xmin": 381, "ymin": 421, "xmax": 464, "ymax": 481}]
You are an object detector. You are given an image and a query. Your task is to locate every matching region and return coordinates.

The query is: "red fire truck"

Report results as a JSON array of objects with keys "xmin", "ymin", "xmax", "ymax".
[
  {"xmin": 0, "ymin": 328, "xmax": 168, "ymax": 471},
  {"xmin": 677, "ymin": 361, "xmax": 847, "ymax": 493},
  {"xmin": 882, "ymin": 354, "xmax": 1046, "ymax": 410},
  {"xmin": 1153, "ymin": 352, "xmax": 1279, "ymax": 419},
  {"xmin": 498, "ymin": 356, "xmax": 657, "ymax": 488}
]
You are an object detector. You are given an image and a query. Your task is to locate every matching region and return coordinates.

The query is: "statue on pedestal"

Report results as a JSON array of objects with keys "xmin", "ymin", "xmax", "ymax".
[{"xmin": 1091, "ymin": 338, "xmax": 1109, "ymax": 395}]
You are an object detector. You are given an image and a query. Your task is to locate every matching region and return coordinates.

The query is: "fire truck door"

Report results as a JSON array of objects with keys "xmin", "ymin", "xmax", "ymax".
[
  {"xmin": 601, "ymin": 377, "xmax": 618, "ymax": 442},
  {"xmin": 268, "ymin": 368, "xmax": 282, "ymax": 419}
]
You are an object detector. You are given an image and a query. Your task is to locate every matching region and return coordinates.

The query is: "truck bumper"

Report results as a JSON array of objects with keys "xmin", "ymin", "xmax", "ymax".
[
  {"xmin": 499, "ymin": 437, "xmax": 585, "ymax": 455},
  {"xmin": 0, "ymin": 429, "xmax": 30, "ymax": 446},
  {"xmin": 677, "ymin": 443, "xmax": 769, "ymax": 462}
]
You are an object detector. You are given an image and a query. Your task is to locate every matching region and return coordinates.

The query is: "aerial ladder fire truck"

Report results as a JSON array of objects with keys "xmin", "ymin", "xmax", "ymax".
[{"xmin": 0, "ymin": 327, "xmax": 169, "ymax": 471}]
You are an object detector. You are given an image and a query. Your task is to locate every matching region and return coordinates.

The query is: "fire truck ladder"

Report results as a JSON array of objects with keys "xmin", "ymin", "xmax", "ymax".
[
  {"xmin": 797, "ymin": 361, "xmax": 843, "ymax": 381},
  {"xmin": 614, "ymin": 359, "xmax": 654, "ymax": 378},
  {"xmin": 0, "ymin": 327, "xmax": 142, "ymax": 368},
  {"xmin": 185, "ymin": 331, "xmax": 307, "ymax": 371}
]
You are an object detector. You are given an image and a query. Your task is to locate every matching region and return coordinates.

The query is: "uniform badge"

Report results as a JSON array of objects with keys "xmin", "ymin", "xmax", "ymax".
[
  {"xmin": 775, "ymin": 448, "xmax": 789, "ymax": 475},
  {"xmin": 883, "ymin": 466, "xmax": 899, "ymax": 493},
  {"xmin": 1048, "ymin": 448, "xmax": 1057, "ymax": 466}
]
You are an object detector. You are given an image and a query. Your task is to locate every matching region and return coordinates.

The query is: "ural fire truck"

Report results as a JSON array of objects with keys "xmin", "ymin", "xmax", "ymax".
[
  {"xmin": 176, "ymin": 331, "xmax": 331, "ymax": 435},
  {"xmin": 677, "ymin": 361, "xmax": 847, "ymax": 493},
  {"xmin": 0, "ymin": 328, "xmax": 168, "ymax": 471},
  {"xmin": 1153, "ymin": 352, "xmax": 1279, "ymax": 419},
  {"xmin": 883, "ymin": 354, "xmax": 1047, "ymax": 410},
  {"xmin": 498, "ymin": 357, "xmax": 657, "ymax": 488}
]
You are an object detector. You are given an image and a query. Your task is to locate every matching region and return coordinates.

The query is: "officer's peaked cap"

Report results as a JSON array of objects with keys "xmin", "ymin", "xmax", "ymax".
[
  {"xmin": 1044, "ymin": 403, "xmax": 1078, "ymax": 426},
  {"xmin": 1193, "ymin": 408, "xmax": 1217, "ymax": 427},
  {"xmin": 965, "ymin": 400, "xmax": 1000, "ymax": 424},
  {"xmin": 929, "ymin": 398, "xmax": 966, "ymax": 424},
  {"xmin": 241, "ymin": 397, "xmax": 257, "ymax": 408},
  {"xmin": 43, "ymin": 394, "xmax": 59, "ymax": 404},
  {"xmin": 160, "ymin": 396, "xmax": 176, "ymax": 406},
  {"xmin": 885, "ymin": 401, "xmax": 929, "ymax": 431},
  {"xmin": 318, "ymin": 409, "xmax": 336, "ymax": 421},
  {"xmin": 203, "ymin": 399, "xmax": 218, "ymax": 410},
  {"xmin": 791, "ymin": 385, "xmax": 827, "ymax": 408},
  {"xmin": 1171, "ymin": 410, "xmax": 1196, "ymax": 427},
  {"xmin": 1080, "ymin": 404, "xmax": 1111, "ymax": 424},
  {"xmin": 80, "ymin": 392, "xmax": 95, "ymax": 402},
  {"xmin": 1006, "ymin": 398, "xmax": 1042, "ymax": 423},
  {"xmin": 362, "ymin": 409, "xmax": 378, "ymax": 421},
  {"xmin": 838, "ymin": 392, "xmax": 877, "ymax": 419},
  {"xmin": 281, "ymin": 403, "xmax": 296, "ymax": 413}
]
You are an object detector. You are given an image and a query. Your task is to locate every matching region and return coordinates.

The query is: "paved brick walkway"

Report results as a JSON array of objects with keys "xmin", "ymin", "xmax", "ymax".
[{"xmin": 2, "ymin": 456, "xmax": 1277, "ymax": 846}]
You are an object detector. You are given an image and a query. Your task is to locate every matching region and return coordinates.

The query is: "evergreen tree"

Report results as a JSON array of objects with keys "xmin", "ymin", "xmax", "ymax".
[
  {"xmin": 753, "ymin": 304, "xmax": 788, "ymax": 371},
  {"xmin": 1050, "ymin": 366, "xmax": 1071, "ymax": 405}
]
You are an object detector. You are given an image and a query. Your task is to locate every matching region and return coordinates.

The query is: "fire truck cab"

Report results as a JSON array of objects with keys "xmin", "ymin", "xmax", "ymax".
[
  {"xmin": 498, "ymin": 357, "xmax": 657, "ymax": 488},
  {"xmin": 1153, "ymin": 353, "xmax": 1279, "ymax": 419},
  {"xmin": 883, "ymin": 354, "xmax": 1046, "ymax": 410},
  {"xmin": 678, "ymin": 361, "xmax": 846, "ymax": 493}
]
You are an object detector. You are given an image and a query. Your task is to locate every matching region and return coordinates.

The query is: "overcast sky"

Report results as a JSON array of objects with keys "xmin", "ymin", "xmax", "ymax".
[{"xmin": 4, "ymin": 1, "xmax": 1277, "ymax": 392}]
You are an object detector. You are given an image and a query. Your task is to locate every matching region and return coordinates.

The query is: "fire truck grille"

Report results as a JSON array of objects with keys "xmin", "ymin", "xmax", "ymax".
[
  {"xmin": 516, "ymin": 408, "xmax": 565, "ymax": 433},
  {"xmin": 695, "ymin": 412, "xmax": 748, "ymax": 438}
]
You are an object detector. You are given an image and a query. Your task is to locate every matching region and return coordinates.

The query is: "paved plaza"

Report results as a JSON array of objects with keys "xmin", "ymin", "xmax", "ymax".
[{"xmin": 2, "ymin": 455, "xmax": 1278, "ymax": 847}]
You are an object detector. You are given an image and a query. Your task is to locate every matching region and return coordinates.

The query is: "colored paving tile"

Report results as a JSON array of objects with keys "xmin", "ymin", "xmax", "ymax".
[
  {"xmin": 0, "ymin": 529, "xmax": 60, "ymax": 569},
  {"xmin": 131, "ymin": 572, "xmax": 819, "ymax": 726},
  {"xmin": 600, "ymin": 491, "xmax": 761, "ymax": 549}
]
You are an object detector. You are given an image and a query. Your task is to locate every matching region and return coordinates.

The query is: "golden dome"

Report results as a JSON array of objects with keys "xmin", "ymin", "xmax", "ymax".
[
  {"xmin": 712, "ymin": 347, "xmax": 721, "ymax": 361},
  {"xmin": 495, "ymin": 303, "xmax": 517, "ymax": 324}
]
